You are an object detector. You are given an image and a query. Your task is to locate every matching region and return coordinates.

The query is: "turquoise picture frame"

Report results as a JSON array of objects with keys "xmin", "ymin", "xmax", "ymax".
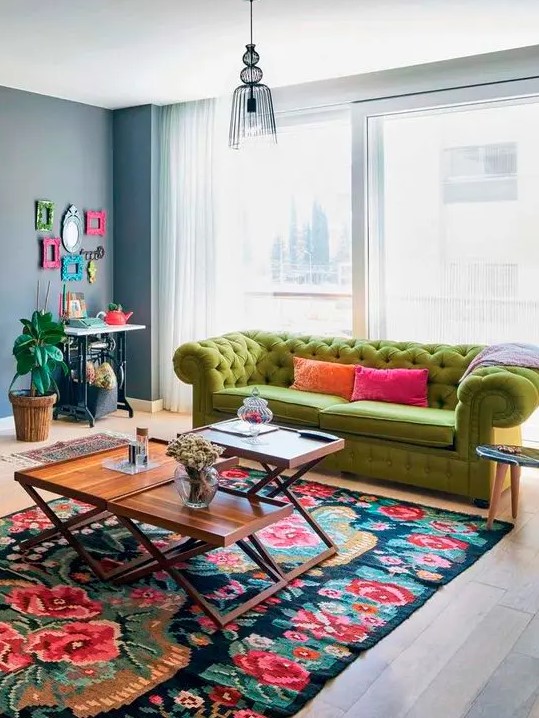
[
  {"xmin": 61, "ymin": 254, "xmax": 84, "ymax": 281},
  {"xmin": 36, "ymin": 200, "xmax": 55, "ymax": 231}
]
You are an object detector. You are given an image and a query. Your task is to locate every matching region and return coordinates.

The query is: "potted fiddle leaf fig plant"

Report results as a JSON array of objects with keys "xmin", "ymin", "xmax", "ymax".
[{"xmin": 9, "ymin": 310, "xmax": 68, "ymax": 441}]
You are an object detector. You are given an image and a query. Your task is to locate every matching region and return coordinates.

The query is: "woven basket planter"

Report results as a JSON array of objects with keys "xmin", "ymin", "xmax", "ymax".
[{"xmin": 9, "ymin": 391, "xmax": 56, "ymax": 442}]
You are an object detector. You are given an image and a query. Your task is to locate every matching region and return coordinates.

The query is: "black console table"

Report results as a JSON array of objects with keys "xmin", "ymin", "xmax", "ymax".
[{"xmin": 54, "ymin": 324, "xmax": 145, "ymax": 427}]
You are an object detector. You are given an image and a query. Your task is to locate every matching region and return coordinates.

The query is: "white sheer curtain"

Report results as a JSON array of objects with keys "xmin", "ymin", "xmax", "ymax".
[{"xmin": 158, "ymin": 100, "xmax": 217, "ymax": 413}]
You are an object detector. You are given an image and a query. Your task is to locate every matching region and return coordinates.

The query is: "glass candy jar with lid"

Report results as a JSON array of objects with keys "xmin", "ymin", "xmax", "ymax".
[{"xmin": 237, "ymin": 387, "xmax": 273, "ymax": 440}]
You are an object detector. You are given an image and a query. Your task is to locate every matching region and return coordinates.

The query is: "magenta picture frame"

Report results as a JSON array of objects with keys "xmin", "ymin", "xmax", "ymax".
[
  {"xmin": 86, "ymin": 210, "xmax": 106, "ymax": 236},
  {"xmin": 42, "ymin": 237, "xmax": 61, "ymax": 269}
]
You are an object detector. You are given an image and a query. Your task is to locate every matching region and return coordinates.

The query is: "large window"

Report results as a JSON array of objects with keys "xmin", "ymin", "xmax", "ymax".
[
  {"xmin": 367, "ymin": 97, "xmax": 539, "ymax": 346},
  {"xmin": 216, "ymin": 109, "xmax": 352, "ymax": 336}
]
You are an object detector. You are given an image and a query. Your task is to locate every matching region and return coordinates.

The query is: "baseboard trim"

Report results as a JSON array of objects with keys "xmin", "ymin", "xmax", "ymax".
[
  {"xmin": 0, "ymin": 416, "xmax": 15, "ymax": 433},
  {"xmin": 126, "ymin": 398, "xmax": 164, "ymax": 414}
]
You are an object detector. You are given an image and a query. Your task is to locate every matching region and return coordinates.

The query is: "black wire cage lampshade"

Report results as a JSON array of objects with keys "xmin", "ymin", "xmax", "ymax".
[{"xmin": 229, "ymin": 0, "xmax": 277, "ymax": 149}]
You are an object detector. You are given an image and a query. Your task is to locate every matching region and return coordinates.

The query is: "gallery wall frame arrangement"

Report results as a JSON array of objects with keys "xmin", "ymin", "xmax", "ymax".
[{"xmin": 34, "ymin": 200, "xmax": 107, "ymax": 291}]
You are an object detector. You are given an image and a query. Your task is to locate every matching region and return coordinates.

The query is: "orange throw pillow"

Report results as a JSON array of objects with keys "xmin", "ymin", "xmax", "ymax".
[{"xmin": 291, "ymin": 357, "xmax": 355, "ymax": 400}]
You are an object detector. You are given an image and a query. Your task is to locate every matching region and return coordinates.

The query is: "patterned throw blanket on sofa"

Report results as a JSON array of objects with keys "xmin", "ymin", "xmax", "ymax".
[{"xmin": 460, "ymin": 342, "xmax": 539, "ymax": 382}]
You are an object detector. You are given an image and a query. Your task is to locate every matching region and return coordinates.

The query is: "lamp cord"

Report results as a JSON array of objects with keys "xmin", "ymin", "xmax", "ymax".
[{"xmin": 250, "ymin": 0, "xmax": 254, "ymax": 46}]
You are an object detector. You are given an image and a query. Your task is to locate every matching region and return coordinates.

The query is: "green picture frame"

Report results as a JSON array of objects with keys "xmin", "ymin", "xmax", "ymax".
[{"xmin": 36, "ymin": 200, "xmax": 55, "ymax": 232}]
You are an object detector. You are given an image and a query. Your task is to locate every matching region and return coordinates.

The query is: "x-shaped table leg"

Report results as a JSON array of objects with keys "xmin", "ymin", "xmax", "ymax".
[
  {"xmin": 18, "ymin": 506, "xmax": 109, "ymax": 552},
  {"xmin": 19, "ymin": 485, "xmax": 109, "ymax": 581},
  {"xmin": 239, "ymin": 457, "xmax": 337, "ymax": 579},
  {"xmin": 113, "ymin": 515, "xmax": 288, "ymax": 627}
]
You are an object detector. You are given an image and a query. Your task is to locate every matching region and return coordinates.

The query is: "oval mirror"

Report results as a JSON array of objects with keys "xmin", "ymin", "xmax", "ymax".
[{"xmin": 62, "ymin": 205, "xmax": 83, "ymax": 254}]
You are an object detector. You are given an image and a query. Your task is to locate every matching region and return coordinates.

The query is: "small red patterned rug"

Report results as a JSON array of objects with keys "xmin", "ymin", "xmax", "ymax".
[{"xmin": 0, "ymin": 432, "xmax": 129, "ymax": 468}]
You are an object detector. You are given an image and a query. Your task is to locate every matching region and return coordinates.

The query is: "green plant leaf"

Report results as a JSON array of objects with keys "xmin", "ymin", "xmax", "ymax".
[
  {"xmin": 14, "ymin": 333, "xmax": 33, "ymax": 346},
  {"xmin": 32, "ymin": 366, "xmax": 53, "ymax": 395},
  {"xmin": 19, "ymin": 319, "xmax": 38, "ymax": 339},
  {"xmin": 16, "ymin": 354, "xmax": 35, "ymax": 376},
  {"xmin": 38, "ymin": 318, "xmax": 57, "ymax": 334},
  {"xmin": 13, "ymin": 335, "xmax": 34, "ymax": 356},
  {"xmin": 34, "ymin": 346, "xmax": 48, "ymax": 367},
  {"xmin": 44, "ymin": 346, "xmax": 63, "ymax": 361},
  {"xmin": 48, "ymin": 358, "xmax": 69, "ymax": 376},
  {"xmin": 40, "ymin": 332, "xmax": 65, "ymax": 345},
  {"xmin": 38, "ymin": 366, "xmax": 52, "ymax": 394},
  {"xmin": 49, "ymin": 375, "xmax": 60, "ymax": 398},
  {"xmin": 31, "ymin": 368, "xmax": 45, "ymax": 395},
  {"xmin": 31, "ymin": 311, "xmax": 42, "ymax": 330}
]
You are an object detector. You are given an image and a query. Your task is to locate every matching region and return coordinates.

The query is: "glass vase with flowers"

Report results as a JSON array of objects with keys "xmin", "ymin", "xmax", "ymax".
[{"xmin": 166, "ymin": 434, "xmax": 224, "ymax": 508}]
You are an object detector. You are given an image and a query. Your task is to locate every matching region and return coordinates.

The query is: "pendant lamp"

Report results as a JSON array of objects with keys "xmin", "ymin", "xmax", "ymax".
[{"xmin": 229, "ymin": 0, "xmax": 277, "ymax": 149}]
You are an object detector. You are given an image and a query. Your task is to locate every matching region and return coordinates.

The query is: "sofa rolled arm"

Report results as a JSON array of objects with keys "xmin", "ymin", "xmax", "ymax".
[
  {"xmin": 455, "ymin": 366, "xmax": 539, "ymax": 457},
  {"xmin": 173, "ymin": 333, "xmax": 264, "ymax": 419}
]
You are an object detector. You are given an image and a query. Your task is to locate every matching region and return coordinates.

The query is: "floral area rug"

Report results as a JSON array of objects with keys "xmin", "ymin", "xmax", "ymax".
[
  {"xmin": 0, "ymin": 468, "xmax": 510, "ymax": 718},
  {"xmin": 0, "ymin": 432, "xmax": 129, "ymax": 468}
]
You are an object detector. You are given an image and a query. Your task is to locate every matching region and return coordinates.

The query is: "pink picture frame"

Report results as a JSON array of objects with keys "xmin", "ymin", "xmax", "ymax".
[
  {"xmin": 86, "ymin": 210, "xmax": 106, "ymax": 236},
  {"xmin": 42, "ymin": 237, "xmax": 61, "ymax": 269}
]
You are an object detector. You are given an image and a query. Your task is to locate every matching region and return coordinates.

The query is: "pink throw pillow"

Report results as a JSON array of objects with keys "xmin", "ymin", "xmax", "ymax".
[{"xmin": 351, "ymin": 366, "xmax": 429, "ymax": 407}]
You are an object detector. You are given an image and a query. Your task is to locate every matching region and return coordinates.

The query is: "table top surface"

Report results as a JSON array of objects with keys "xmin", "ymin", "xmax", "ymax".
[
  {"xmin": 476, "ymin": 444, "xmax": 539, "ymax": 467},
  {"xmin": 14, "ymin": 439, "xmax": 237, "ymax": 506},
  {"xmin": 64, "ymin": 324, "xmax": 146, "ymax": 336},
  {"xmin": 192, "ymin": 422, "xmax": 345, "ymax": 468},
  {"xmin": 109, "ymin": 484, "xmax": 293, "ymax": 547}
]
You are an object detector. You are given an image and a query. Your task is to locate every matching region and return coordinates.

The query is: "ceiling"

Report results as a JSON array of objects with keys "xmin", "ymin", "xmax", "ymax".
[{"xmin": 1, "ymin": 0, "xmax": 539, "ymax": 109}]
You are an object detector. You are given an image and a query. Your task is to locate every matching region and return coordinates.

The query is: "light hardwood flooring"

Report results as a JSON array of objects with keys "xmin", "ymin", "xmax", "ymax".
[{"xmin": 1, "ymin": 410, "xmax": 538, "ymax": 718}]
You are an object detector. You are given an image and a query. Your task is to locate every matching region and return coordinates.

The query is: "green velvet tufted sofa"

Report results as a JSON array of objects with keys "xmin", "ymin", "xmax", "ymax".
[{"xmin": 174, "ymin": 331, "xmax": 539, "ymax": 503}]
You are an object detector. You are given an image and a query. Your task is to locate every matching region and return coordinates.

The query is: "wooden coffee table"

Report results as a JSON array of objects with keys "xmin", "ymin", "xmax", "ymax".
[
  {"xmin": 108, "ymin": 484, "xmax": 292, "ymax": 626},
  {"xmin": 188, "ymin": 422, "xmax": 346, "ymax": 579},
  {"xmin": 13, "ymin": 429, "xmax": 344, "ymax": 626},
  {"xmin": 13, "ymin": 439, "xmax": 236, "ymax": 581}
]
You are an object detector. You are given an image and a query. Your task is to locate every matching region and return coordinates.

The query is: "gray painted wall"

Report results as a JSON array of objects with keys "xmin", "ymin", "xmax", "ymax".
[
  {"xmin": 0, "ymin": 85, "xmax": 113, "ymax": 417},
  {"xmin": 113, "ymin": 105, "xmax": 159, "ymax": 402}
]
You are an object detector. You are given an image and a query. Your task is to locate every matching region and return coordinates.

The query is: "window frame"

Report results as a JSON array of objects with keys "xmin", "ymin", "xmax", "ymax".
[{"xmin": 351, "ymin": 76, "xmax": 539, "ymax": 340}]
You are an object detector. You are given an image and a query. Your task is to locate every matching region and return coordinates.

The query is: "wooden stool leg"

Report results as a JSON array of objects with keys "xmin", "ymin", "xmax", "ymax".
[
  {"xmin": 510, "ymin": 464, "xmax": 521, "ymax": 520},
  {"xmin": 487, "ymin": 463, "xmax": 508, "ymax": 530}
]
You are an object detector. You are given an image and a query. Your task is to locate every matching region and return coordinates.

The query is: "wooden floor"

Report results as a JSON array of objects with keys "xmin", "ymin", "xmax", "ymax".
[{"xmin": 1, "ymin": 410, "xmax": 538, "ymax": 718}]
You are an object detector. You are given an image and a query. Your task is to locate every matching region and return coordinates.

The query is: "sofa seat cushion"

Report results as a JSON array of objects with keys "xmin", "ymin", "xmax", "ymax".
[
  {"xmin": 212, "ymin": 385, "xmax": 348, "ymax": 426},
  {"xmin": 319, "ymin": 401, "xmax": 455, "ymax": 448}
]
